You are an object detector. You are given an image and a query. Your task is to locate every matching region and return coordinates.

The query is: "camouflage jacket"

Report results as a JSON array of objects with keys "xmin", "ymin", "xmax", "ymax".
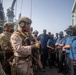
[
  {"xmin": 10, "ymin": 30, "xmax": 32, "ymax": 57},
  {"xmin": 0, "ymin": 32, "xmax": 13, "ymax": 60},
  {"xmin": 0, "ymin": 32, "xmax": 11, "ymax": 50}
]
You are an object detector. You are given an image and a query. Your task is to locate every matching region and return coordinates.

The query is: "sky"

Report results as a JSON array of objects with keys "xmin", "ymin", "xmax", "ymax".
[{"xmin": 2, "ymin": 0, "xmax": 74, "ymax": 36}]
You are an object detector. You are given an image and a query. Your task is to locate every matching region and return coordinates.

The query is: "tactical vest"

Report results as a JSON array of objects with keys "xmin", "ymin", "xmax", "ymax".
[
  {"xmin": 14, "ymin": 30, "xmax": 31, "ymax": 46},
  {"xmin": 0, "ymin": 32, "xmax": 11, "ymax": 49},
  {"xmin": 0, "ymin": 32, "xmax": 13, "ymax": 61},
  {"xmin": 13, "ymin": 30, "xmax": 32, "ymax": 60}
]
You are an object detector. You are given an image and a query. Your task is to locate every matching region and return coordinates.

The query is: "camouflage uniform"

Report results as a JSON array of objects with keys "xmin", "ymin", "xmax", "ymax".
[
  {"xmin": 10, "ymin": 30, "xmax": 33, "ymax": 75},
  {"xmin": 0, "ymin": 22, "xmax": 14, "ymax": 75},
  {"xmin": 0, "ymin": 32, "xmax": 13, "ymax": 75},
  {"xmin": 10, "ymin": 17, "xmax": 33, "ymax": 75},
  {"xmin": 33, "ymin": 31, "xmax": 43, "ymax": 70},
  {"xmin": 0, "ymin": 26, "xmax": 6, "ymax": 75},
  {"xmin": 31, "ymin": 32, "xmax": 43, "ymax": 71}
]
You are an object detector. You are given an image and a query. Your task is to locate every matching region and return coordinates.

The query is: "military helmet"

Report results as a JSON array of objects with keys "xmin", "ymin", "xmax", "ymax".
[
  {"xmin": 18, "ymin": 17, "xmax": 32, "ymax": 24},
  {"xmin": 34, "ymin": 30, "xmax": 38, "ymax": 34},
  {"xmin": 3, "ymin": 22, "xmax": 14, "ymax": 29},
  {"xmin": 59, "ymin": 31, "xmax": 63, "ymax": 35}
]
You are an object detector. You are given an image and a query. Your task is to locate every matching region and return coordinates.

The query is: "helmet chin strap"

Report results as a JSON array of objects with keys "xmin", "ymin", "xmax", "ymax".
[{"xmin": 3, "ymin": 28, "xmax": 9, "ymax": 32}]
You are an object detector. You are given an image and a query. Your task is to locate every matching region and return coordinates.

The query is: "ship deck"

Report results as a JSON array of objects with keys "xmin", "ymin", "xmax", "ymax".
[{"xmin": 36, "ymin": 67, "xmax": 63, "ymax": 75}]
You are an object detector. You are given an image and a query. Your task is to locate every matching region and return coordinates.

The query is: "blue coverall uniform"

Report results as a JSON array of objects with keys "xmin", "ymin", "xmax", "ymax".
[
  {"xmin": 64, "ymin": 35, "xmax": 72, "ymax": 74},
  {"xmin": 70, "ymin": 36, "xmax": 76, "ymax": 75},
  {"xmin": 47, "ymin": 38, "xmax": 55, "ymax": 68},
  {"xmin": 38, "ymin": 34, "xmax": 49, "ymax": 68}
]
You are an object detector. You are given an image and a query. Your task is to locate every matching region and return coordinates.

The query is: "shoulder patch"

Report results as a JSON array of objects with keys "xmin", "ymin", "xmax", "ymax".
[
  {"xmin": 11, "ymin": 35, "xmax": 17, "ymax": 40},
  {"xmin": 11, "ymin": 34, "xmax": 20, "ymax": 41}
]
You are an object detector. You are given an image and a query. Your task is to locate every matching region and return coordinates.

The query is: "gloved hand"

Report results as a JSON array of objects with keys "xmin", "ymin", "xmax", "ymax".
[{"xmin": 35, "ymin": 42, "xmax": 40, "ymax": 48}]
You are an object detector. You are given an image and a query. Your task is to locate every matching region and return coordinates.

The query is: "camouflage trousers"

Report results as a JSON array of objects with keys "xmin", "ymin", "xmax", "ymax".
[
  {"xmin": 11, "ymin": 57, "xmax": 33, "ymax": 75},
  {"xmin": 0, "ymin": 62, "xmax": 6, "ymax": 75}
]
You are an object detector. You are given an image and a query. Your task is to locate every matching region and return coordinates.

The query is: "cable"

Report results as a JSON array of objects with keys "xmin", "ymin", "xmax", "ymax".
[
  {"xmin": 20, "ymin": 0, "xmax": 23, "ymax": 15},
  {"xmin": 15, "ymin": 0, "xmax": 17, "ymax": 21},
  {"xmin": 18, "ymin": 0, "xmax": 23, "ymax": 20},
  {"xmin": 30, "ymin": 0, "xmax": 32, "ymax": 19}
]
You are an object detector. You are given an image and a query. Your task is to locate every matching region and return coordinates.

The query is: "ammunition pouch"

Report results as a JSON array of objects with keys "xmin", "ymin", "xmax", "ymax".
[
  {"xmin": 14, "ymin": 55, "xmax": 31, "ymax": 63},
  {"xmin": 18, "ymin": 55, "xmax": 30, "ymax": 60}
]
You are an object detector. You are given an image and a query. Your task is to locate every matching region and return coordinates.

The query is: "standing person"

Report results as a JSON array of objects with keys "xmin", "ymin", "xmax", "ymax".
[
  {"xmin": 54, "ymin": 33, "xmax": 59, "ymax": 65},
  {"xmin": 54, "ymin": 33, "xmax": 59, "ymax": 67},
  {"xmin": 55, "ymin": 31, "xmax": 65, "ymax": 73},
  {"xmin": 31, "ymin": 30, "xmax": 40, "ymax": 72},
  {"xmin": 65, "ymin": 25, "xmax": 76, "ymax": 75},
  {"xmin": 0, "ymin": 26, "xmax": 6, "ymax": 75},
  {"xmin": 10, "ymin": 16, "xmax": 40, "ymax": 75},
  {"xmin": 33, "ymin": 30, "xmax": 44, "ymax": 71},
  {"xmin": 62, "ymin": 26, "xmax": 73, "ymax": 75},
  {"xmin": 38, "ymin": 29, "xmax": 49, "ymax": 69},
  {"xmin": 48, "ymin": 32, "xmax": 51, "ymax": 37},
  {"xmin": 47, "ymin": 34, "xmax": 55, "ymax": 68},
  {"xmin": 54, "ymin": 33, "xmax": 58, "ymax": 43},
  {"xmin": 0, "ymin": 22, "xmax": 14, "ymax": 75}
]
